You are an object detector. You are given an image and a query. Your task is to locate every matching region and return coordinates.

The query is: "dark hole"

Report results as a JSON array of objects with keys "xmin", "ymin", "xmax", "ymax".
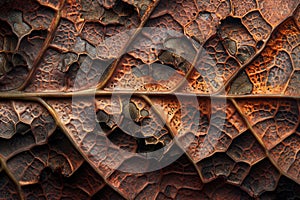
[
  {"xmin": 28, "ymin": 29, "xmax": 48, "ymax": 39},
  {"xmin": 99, "ymin": 122, "xmax": 111, "ymax": 132},
  {"xmin": 256, "ymin": 40, "xmax": 264, "ymax": 49},
  {"xmin": 220, "ymin": 16, "xmax": 242, "ymax": 25},
  {"xmin": 137, "ymin": 139, "xmax": 163, "ymax": 153},
  {"xmin": 108, "ymin": 128, "xmax": 139, "ymax": 152},
  {"xmin": 39, "ymin": 167, "xmax": 52, "ymax": 182},
  {"xmin": 12, "ymin": 53, "xmax": 26, "ymax": 66},
  {"xmin": 16, "ymin": 122, "xmax": 31, "ymax": 134},
  {"xmin": 0, "ymin": 19, "xmax": 13, "ymax": 34}
]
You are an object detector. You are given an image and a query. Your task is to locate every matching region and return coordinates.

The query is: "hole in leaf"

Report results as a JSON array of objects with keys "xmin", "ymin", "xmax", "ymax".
[{"xmin": 256, "ymin": 40, "xmax": 264, "ymax": 49}]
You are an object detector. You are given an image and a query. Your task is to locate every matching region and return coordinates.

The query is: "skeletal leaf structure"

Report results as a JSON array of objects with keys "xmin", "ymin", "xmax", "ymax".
[{"xmin": 0, "ymin": 0, "xmax": 299, "ymax": 199}]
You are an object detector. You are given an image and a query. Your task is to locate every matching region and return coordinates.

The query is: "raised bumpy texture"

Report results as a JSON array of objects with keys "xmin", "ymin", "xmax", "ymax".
[{"xmin": 0, "ymin": 0, "xmax": 299, "ymax": 199}]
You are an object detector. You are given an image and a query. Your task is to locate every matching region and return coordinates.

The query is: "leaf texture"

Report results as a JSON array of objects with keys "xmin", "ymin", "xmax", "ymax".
[{"xmin": 0, "ymin": 0, "xmax": 299, "ymax": 199}]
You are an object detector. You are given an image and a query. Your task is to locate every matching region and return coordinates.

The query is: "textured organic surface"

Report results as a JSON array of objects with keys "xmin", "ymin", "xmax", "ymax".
[{"xmin": 0, "ymin": 0, "xmax": 299, "ymax": 199}]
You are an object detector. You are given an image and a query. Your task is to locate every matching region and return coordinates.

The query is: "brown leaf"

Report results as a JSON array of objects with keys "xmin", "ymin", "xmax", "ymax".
[
  {"xmin": 22, "ymin": 163, "xmax": 105, "ymax": 199},
  {"xmin": 5, "ymin": 129, "xmax": 84, "ymax": 185},
  {"xmin": 0, "ymin": 0, "xmax": 299, "ymax": 199},
  {"xmin": 243, "ymin": 19, "xmax": 299, "ymax": 95},
  {"xmin": 0, "ymin": 166, "xmax": 20, "ymax": 200}
]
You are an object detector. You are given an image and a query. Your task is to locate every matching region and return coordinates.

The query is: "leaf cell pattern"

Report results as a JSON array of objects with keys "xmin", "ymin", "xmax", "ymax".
[{"xmin": 0, "ymin": 0, "xmax": 299, "ymax": 199}]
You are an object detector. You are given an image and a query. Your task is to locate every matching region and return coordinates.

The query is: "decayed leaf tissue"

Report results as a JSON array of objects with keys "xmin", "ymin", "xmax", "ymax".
[{"xmin": 0, "ymin": 0, "xmax": 299, "ymax": 199}]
